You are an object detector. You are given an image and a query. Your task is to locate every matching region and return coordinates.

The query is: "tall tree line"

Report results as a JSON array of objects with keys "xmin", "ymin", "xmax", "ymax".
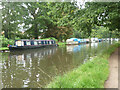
[{"xmin": 2, "ymin": 2, "xmax": 120, "ymax": 40}]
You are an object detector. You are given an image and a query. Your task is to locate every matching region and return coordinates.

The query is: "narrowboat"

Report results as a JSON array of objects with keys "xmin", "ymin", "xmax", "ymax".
[
  {"xmin": 8, "ymin": 39, "xmax": 58, "ymax": 51},
  {"xmin": 91, "ymin": 38, "xmax": 99, "ymax": 43}
]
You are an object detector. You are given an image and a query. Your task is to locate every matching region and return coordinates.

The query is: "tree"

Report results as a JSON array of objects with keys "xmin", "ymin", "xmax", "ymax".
[
  {"xmin": 2, "ymin": 2, "xmax": 22, "ymax": 39},
  {"xmin": 44, "ymin": 2, "xmax": 78, "ymax": 41},
  {"xmin": 2, "ymin": 2, "xmax": 119, "ymax": 40},
  {"xmin": 72, "ymin": 2, "xmax": 120, "ymax": 38},
  {"xmin": 85, "ymin": 2, "xmax": 120, "ymax": 33},
  {"xmin": 20, "ymin": 2, "xmax": 51, "ymax": 39}
]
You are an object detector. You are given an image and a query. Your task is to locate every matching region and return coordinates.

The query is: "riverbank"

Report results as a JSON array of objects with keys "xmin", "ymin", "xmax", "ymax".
[
  {"xmin": 58, "ymin": 42, "xmax": 66, "ymax": 47},
  {"xmin": 46, "ymin": 42, "xmax": 120, "ymax": 88}
]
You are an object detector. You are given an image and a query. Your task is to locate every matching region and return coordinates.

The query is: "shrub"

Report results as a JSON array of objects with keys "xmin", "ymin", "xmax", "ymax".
[
  {"xmin": 41, "ymin": 37, "xmax": 58, "ymax": 42},
  {"xmin": 0, "ymin": 35, "xmax": 14, "ymax": 47}
]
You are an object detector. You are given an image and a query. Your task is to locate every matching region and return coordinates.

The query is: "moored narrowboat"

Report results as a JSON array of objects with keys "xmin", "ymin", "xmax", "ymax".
[
  {"xmin": 91, "ymin": 38, "xmax": 99, "ymax": 43},
  {"xmin": 8, "ymin": 39, "xmax": 58, "ymax": 51}
]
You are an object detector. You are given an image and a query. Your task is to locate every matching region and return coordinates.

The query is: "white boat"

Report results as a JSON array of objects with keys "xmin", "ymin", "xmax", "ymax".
[
  {"xmin": 91, "ymin": 38, "xmax": 99, "ymax": 42},
  {"xmin": 66, "ymin": 39, "xmax": 78, "ymax": 45},
  {"xmin": 114, "ymin": 38, "xmax": 119, "ymax": 41}
]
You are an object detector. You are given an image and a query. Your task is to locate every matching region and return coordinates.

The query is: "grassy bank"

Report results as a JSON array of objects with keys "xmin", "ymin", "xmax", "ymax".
[
  {"xmin": 46, "ymin": 42, "xmax": 120, "ymax": 88},
  {"xmin": 58, "ymin": 42, "xmax": 66, "ymax": 47},
  {"xmin": 0, "ymin": 47, "xmax": 9, "ymax": 50}
]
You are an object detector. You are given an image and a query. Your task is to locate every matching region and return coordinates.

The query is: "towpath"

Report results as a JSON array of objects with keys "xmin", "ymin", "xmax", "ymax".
[{"xmin": 104, "ymin": 47, "xmax": 120, "ymax": 89}]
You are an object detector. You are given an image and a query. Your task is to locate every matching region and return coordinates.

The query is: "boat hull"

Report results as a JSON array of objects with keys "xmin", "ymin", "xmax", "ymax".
[{"xmin": 9, "ymin": 44, "xmax": 58, "ymax": 51}]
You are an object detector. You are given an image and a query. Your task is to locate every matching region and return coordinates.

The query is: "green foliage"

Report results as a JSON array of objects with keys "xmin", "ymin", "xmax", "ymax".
[
  {"xmin": 58, "ymin": 42, "xmax": 66, "ymax": 47},
  {"xmin": 0, "ymin": 35, "xmax": 14, "ymax": 47},
  {"xmin": 43, "ymin": 2, "xmax": 78, "ymax": 41},
  {"xmin": 2, "ymin": 2, "xmax": 120, "ymax": 41},
  {"xmin": 14, "ymin": 37, "xmax": 21, "ymax": 40},
  {"xmin": 90, "ymin": 26, "xmax": 120, "ymax": 38},
  {"xmin": 90, "ymin": 26, "xmax": 109, "ymax": 38},
  {"xmin": 72, "ymin": 2, "xmax": 120, "ymax": 38},
  {"xmin": 41, "ymin": 37, "xmax": 58, "ymax": 42},
  {"xmin": 47, "ymin": 58, "xmax": 109, "ymax": 88},
  {"xmin": 85, "ymin": 2, "xmax": 120, "ymax": 32},
  {"xmin": 2, "ymin": 2, "xmax": 22, "ymax": 39},
  {"xmin": 46, "ymin": 42, "xmax": 120, "ymax": 88},
  {"xmin": 0, "ymin": 47, "xmax": 9, "ymax": 50}
]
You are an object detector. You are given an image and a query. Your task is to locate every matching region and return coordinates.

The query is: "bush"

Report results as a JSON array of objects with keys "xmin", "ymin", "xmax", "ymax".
[
  {"xmin": 0, "ymin": 35, "xmax": 14, "ymax": 47},
  {"xmin": 41, "ymin": 37, "xmax": 58, "ymax": 42}
]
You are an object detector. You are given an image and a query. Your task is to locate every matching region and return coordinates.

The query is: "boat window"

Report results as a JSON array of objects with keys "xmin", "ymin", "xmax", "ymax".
[
  {"xmin": 41, "ymin": 41, "xmax": 43, "ymax": 44},
  {"xmin": 53, "ymin": 41, "xmax": 55, "ymax": 44},
  {"xmin": 27, "ymin": 41, "xmax": 31, "ymax": 45},
  {"xmin": 51, "ymin": 41, "xmax": 53, "ymax": 44},
  {"xmin": 24, "ymin": 41, "xmax": 26, "ymax": 45},
  {"xmin": 31, "ymin": 41, "xmax": 34, "ymax": 45},
  {"xmin": 49, "ymin": 41, "xmax": 51, "ymax": 44},
  {"xmin": 42, "ymin": 41, "xmax": 45, "ymax": 44},
  {"xmin": 38, "ymin": 41, "xmax": 41, "ymax": 45},
  {"xmin": 45, "ymin": 41, "xmax": 47, "ymax": 44},
  {"xmin": 16, "ymin": 41, "xmax": 22, "ymax": 46},
  {"xmin": 34, "ymin": 41, "xmax": 38, "ymax": 45},
  {"xmin": 48, "ymin": 41, "xmax": 50, "ymax": 44}
]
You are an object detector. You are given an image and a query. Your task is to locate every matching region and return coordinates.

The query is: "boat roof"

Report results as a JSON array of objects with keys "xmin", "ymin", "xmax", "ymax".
[{"xmin": 15, "ymin": 39, "xmax": 55, "ymax": 41}]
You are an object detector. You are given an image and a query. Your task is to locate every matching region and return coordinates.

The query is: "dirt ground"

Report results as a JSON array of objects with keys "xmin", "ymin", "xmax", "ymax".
[{"xmin": 104, "ymin": 47, "xmax": 120, "ymax": 89}]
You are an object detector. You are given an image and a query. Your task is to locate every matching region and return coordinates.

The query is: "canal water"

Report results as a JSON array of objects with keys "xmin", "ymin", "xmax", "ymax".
[{"xmin": 0, "ymin": 41, "xmax": 113, "ymax": 88}]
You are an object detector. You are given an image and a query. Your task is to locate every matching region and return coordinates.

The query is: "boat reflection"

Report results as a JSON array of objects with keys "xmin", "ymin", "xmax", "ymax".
[
  {"xmin": 91, "ymin": 42, "xmax": 98, "ymax": 47},
  {"xmin": 2, "ymin": 47, "xmax": 58, "ymax": 88},
  {"xmin": 9, "ymin": 47, "xmax": 57, "ymax": 65},
  {"xmin": 66, "ymin": 44, "xmax": 85, "ymax": 53}
]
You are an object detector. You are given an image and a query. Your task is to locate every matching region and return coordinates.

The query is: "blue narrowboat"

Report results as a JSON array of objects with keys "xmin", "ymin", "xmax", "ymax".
[{"xmin": 8, "ymin": 39, "xmax": 58, "ymax": 51}]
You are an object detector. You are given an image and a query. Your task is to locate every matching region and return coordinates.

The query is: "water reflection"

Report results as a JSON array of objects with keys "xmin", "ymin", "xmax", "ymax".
[
  {"xmin": 2, "ymin": 47, "xmax": 58, "ymax": 88},
  {"xmin": 1, "ymin": 42, "xmax": 112, "ymax": 88},
  {"xmin": 91, "ymin": 42, "xmax": 98, "ymax": 47},
  {"xmin": 67, "ymin": 44, "xmax": 85, "ymax": 53}
]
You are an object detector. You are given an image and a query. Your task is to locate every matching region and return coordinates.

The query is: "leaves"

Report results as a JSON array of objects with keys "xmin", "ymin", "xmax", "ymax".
[{"xmin": 2, "ymin": 2, "xmax": 120, "ymax": 40}]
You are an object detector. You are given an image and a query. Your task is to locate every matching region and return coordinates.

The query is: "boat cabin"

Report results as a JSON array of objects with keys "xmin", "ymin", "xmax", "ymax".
[
  {"xmin": 8, "ymin": 39, "xmax": 58, "ymax": 51},
  {"xmin": 14, "ymin": 39, "xmax": 56, "ymax": 46}
]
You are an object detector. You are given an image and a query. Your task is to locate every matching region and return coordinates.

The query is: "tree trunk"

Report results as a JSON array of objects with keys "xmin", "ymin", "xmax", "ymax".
[
  {"xmin": 5, "ymin": 30, "xmax": 8, "ymax": 38},
  {"xmin": 34, "ymin": 24, "xmax": 38, "ymax": 39}
]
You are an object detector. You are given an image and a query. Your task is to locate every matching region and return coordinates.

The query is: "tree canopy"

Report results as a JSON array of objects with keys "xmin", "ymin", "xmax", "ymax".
[{"xmin": 2, "ymin": 2, "xmax": 120, "ymax": 40}]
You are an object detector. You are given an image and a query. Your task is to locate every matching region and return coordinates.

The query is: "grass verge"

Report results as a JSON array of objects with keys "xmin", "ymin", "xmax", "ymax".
[
  {"xmin": 46, "ymin": 42, "xmax": 120, "ymax": 88},
  {"xmin": 58, "ymin": 42, "xmax": 66, "ymax": 47},
  {"xmin": 0, "ymin": 47, "xmax": 9, "ymax": 50}
]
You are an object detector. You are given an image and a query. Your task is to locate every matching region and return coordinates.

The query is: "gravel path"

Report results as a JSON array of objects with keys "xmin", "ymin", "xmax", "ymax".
[{"xmin": 104, "ymin": 47, "xmax": 120, "ymax": 89}]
